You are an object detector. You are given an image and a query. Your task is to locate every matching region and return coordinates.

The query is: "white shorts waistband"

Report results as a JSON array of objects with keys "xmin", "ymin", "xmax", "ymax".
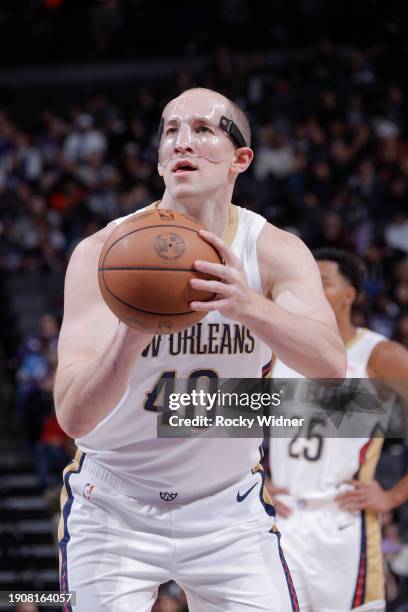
[
  {"xmin": 277, "ymin": 492, "xmax": 338, "ymax": 511},
  {"xmin": 81, "ymin": 454, "xmax": 250, "ymax": 504}
]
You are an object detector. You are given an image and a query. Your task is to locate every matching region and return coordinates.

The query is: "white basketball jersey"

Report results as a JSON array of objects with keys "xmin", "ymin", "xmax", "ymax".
[
  {"xmin": 270, "ymin": 328, "xmax": 387, "ymax": 498},
  {"xmin": 77, "ymin": 204, "xmax": 272, "ymax": 494}
]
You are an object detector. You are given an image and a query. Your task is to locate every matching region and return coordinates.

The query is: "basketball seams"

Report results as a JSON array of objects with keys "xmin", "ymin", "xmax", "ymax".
[{"xmin": 101, "ymin": 278, "xmax": 196, "ymax": 316}]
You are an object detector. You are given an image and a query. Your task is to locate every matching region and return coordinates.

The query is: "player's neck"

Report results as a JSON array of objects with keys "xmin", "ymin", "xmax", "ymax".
[
  {"xmin": 337, "ymin": 317, "xmax": 357, "ymax": 346},
  {"xmin": 159, "ymin": 191, "xmax": 231, "ymax": 238}
]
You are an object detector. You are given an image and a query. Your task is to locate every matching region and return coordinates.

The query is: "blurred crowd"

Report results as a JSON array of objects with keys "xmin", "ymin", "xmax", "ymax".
[
  {"xmin": 1, "ymin": 43, "xmax": 408, "ymax": 341},
  {"xmin": 1, "ymin": 0, "xmax": 398, "ymax": 65},
  {"xmin": 2, "ymin": 39, "xmax": 408, "ymax": 610}
]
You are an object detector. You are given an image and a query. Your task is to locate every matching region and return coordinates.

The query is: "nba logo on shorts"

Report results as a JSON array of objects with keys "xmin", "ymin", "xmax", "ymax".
[
  {"xmin": 83, "ymin": 483, "xmax": 95, "ymax": 501},
  {"xmin": 160, "ymin": 491, "xmax": 178, "ymax": 501}
]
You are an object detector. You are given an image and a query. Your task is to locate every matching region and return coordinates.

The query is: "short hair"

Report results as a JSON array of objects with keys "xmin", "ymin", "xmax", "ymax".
[
  {"xmin": 313, "ymin": 247, "xmax": 366, "ymax": 295},
  {"xmin": 165, "ymin": 87, "xmax": 252, "ymax": 147}
]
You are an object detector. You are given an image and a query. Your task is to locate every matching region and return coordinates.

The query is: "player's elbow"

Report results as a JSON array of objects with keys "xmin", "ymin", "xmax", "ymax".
[
  {"xmin": 54, "ymin": 401, "xmax": 82, "ymax": 438},
  {"xmin": 325, "ymin": 360, "xmax": 346, "ymax": 380},
  {"xmin": 54, "ymin": 386, "xmax": 91, "ymax": 438},
  {"xmin": 55, "ymin": 407, "xmax": 92, "ymax": 439}
]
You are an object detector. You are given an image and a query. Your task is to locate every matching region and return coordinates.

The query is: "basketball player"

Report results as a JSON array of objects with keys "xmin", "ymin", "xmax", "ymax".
[
  {"xmin": 54, "ymin": 88, "xmax": 345, "ymax": 611},
  {"xmin": 268, "ymin": 247, "xmax": 408, "ymax": 612}
]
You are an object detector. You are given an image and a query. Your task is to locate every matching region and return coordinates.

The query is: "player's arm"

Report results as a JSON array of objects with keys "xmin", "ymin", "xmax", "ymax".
[
  {"xmin": 367, "ymin": 340, "xmax": 408, "ymax": 403},
  {"xmin": 191, "ymin": 225, "xmax": 346, "ymax": 378},
  {"xmin": 336, "ymin": 474, "xmax": 408, "ymax": 513},
  {"xmin": 336, "ymin": 341, "xmax": 408, "ymax": 512},
  {"xmin": 54, "ymin": 227, "xmax": 152, "ymax": 438}
]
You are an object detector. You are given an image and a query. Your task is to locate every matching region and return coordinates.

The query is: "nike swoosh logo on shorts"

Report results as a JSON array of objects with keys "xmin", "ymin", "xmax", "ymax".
[
  {"xmin": 236, "ymin": 482, "xmax": 258, "ymax": 502},
  {"xmin": 338, "ymin": 522, "xmax": 354, "ymax": 530}
]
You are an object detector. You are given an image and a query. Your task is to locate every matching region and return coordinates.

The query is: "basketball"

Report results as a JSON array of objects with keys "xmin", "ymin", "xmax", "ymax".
[{"xmin": 98, "ymin": 208, "xmax": 223, "ymax": 334}]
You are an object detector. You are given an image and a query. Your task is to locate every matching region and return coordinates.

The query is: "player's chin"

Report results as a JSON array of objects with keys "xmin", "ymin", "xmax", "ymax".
[{"xmin": 170, "ymin": 182, "xmax": 203, "ymax": 200}]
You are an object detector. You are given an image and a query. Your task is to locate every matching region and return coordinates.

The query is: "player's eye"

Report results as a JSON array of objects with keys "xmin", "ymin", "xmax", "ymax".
[
  {"xmin": 165, "ymin": 127, "xmax": 178, "ymax": 135},
  {"xmin": 196, "ymin": 125, "xmax": 212, "ymax": 134}
]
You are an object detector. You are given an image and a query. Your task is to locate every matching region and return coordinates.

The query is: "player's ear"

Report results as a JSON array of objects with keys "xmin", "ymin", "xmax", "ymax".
[
  {"xmin": 345, "ymin": 285, "xmax": 357, "ymax": 306},
  {"xmin": 230, "ymin": 147, "xmax": 254, "ymax": 174}
]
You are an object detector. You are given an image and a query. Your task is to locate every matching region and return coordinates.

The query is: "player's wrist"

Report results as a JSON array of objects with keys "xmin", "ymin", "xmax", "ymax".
[
  {"xmin": 386, "ymin": 488, "xmax": 402, "ymax": 511},
  {"xmin": 238, "ymin": 291, "xmax": 266, "ymax": 327}
]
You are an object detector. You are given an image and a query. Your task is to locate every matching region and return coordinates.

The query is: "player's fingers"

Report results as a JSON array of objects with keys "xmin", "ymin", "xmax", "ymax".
[
  {"xmin": 335, "ymin": 490, "xmax": 352, "ymax": 501},
  {"xmin": 270, "ymin": 486, "xmax": 290, "ymax": 495},
  {"xmin": 336, "ymin": 496, "xmax": 359, "ymax": 510},
  {"xmin": 190, "ymin": 298, "xmax": 230, "ymax": 312},
  {"xmin": 343, "ymin": 479, "xmax": 364, "ymax": 488},
  {"xmin": 339, "ymin": 502, "xmax": 361, "ymax": 512},
  {"xmin": 198, "ymin": 229, "xmax": 240, "ymax": 267},
  {"xmin": 275, "ymin": 502, "xmax": 292, "ymax": 518},
  {"xmin": 194, "ymin": 260, "xmax": 239, "ymax": 281},
  {"xmin": 337, "ymin": 492, "xmax": 366, "ymax": 510},
  {"xmin": 337, "ymin": 484, "xmax": 368, "ymax": 499},
  {"xmin": 336, "ymin": 498, "xmax": 350, "ymax": 508},
  {"xmin": 336, "ymin": 491, "xmax": 360, "ymax": 504},
  {"xmin": 190, "ymin": 279, "xmax": 232, "ymax": 295},
  {"xmin": 356, "ymin": 492, "xmax": 369, "ymax": 504}
]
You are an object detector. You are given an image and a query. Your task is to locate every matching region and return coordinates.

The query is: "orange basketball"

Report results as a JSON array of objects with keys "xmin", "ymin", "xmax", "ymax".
[{"xmin": 98, "ymin": 208, "xmax": 222, "ymax": 334}]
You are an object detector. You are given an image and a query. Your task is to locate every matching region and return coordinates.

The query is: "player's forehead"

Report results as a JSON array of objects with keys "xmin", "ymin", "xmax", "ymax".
[
  {"xmin": 162, "ymin": 91, "xmax": 230, "ymax": 124},
  {"xmin": 318, "ymin": 260, "xmax": 347, "ymax": 284}
]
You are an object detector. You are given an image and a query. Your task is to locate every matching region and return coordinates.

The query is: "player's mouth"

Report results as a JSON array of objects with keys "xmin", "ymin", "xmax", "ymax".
[{"xmin": 172, "ymin": 160, "xmax": 198, "ymax": 174}]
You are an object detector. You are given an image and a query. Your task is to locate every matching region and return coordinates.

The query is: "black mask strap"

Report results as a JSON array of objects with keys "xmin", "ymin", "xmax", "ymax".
[{"xmin": 219, "ymin": 116, "xmax": 247, "ymax": 148}]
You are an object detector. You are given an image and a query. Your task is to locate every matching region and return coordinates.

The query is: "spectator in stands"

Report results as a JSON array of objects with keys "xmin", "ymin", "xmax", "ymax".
[
  {"xmin": 29, "ymin": 368, "xmax": 74, "ymax": 491},
  {"xmin": 15, "ymin": 314, "xmax": 59, "ymax": 425},
  {"xmin": 63, "ymin": 114, "xmax": 107, "ymax": 163},
  {"xmin": 36, "ymin": 404, "xmax": 74, "ymax": 491},
  {"xmin": 253, "ymin": 126, "xmax": 295, "ymax": 181},
  {"xmin": 395, "ymin": 315, "xmax": 408, "ymax": 348},
  {"xmin": 386, "ymin": 210, "xmax": 408, "ymax": 255}
]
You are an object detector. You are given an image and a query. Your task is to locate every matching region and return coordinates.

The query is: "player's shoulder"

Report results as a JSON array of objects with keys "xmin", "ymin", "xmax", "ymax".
[
  {"xmin": 256, "ymin": 221, "xmax": 318, "ymax": 296},
  {"xmin": 67, "ymin": 205, "xmax": 154, "ymax": 272},
  {"xmin": 71, "ymin": 221, "xmax": 116, "ymax": 261},
  {"xmin": 370, "ymin": 337, "xmax": 406, "ymax": 360},
  {"xmin": 257, "ymin": 220, "xmax": 313, "ymax": 264},
  {"xmin": 368, "ymin": 336, "xmax": 408, "ymax": 378},
  {"xmin": 66, "ymin": 221, "xmax": 117, "ymax": 278}
]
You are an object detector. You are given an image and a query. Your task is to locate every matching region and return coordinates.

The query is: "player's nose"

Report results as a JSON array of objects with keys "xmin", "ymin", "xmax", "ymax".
[{"xmin": 175, "ymin": 123, "xmax": 194, "ymax": 152}]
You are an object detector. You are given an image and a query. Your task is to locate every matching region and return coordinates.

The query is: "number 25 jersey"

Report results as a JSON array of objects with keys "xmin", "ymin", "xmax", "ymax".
[{"xmin": 269, "ymin": 328, "xmax": 388, "ymax": 498}]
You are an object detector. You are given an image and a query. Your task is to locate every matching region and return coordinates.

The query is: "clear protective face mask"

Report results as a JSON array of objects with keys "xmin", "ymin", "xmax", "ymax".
[{"xmin": 158, "ymin": 98, "xmax": 247, "ymax": 167}]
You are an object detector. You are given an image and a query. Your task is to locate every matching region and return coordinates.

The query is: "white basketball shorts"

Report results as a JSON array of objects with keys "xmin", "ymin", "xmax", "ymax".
[
  {"xmin": 275, "ymin": 498, "xmax": 385, "ymax": 612},
  {"xmin": 58, "ymin": 452, "xmax": 299, "ymax": 611}
]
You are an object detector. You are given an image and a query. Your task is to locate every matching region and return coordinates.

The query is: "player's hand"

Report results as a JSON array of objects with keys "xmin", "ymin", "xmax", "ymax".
[
  {"xmin": 335, "ymin": 480, "xmax": 394, "ymax": 513},
  {"xmin": 267, "ymin": 485, "xmax": 292, "ymax": 518},
  {"xmin": 189, "ymin": 229, "xmax": 254, "ymax": 320}
]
